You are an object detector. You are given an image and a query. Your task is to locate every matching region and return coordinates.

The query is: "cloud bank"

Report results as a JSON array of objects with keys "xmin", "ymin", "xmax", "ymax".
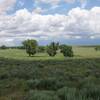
[{"xmin": 0, "ymin": 6, "xmax": 100, "ymax": 46}]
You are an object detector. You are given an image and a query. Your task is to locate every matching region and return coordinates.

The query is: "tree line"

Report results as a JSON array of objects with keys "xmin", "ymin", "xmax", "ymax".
[
  {"xmin": 0, "ymin": 39, "xmax": 74, "ymax": 57},
  {"xmin": 22, "ymin": 39, "xmax": 74, "ymax": 57}
]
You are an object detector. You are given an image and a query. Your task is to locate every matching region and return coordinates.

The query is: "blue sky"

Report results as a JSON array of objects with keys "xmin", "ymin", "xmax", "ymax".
[
  {"xmin": 8, "ymin": 0, "xmax": 100, "ymax": 14},
  {"xmin": 0, "ymin": 0, "xmax": 100, "ymax": 46}
]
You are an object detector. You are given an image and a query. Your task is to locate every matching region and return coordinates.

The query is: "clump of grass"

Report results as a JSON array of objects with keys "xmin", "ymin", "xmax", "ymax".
[{"xmin": 25, "ymin": 90, "xmax": 60, "ymax": 100}]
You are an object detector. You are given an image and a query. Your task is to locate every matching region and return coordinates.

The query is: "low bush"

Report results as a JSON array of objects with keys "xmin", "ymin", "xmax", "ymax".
[
  {"xmin": 60, "ymin": 45, "xmax": 73, "ymax": 57},
  {"xmin": 27, "ymin": 78, "xmax": 65, "ymax": 90},
  {"xmin": 57, "ymin": 87, "xmax": 77, "ymax": 100},
  {"xmin": 25, "ymin": 90, "xmax": 60, "ymax": 100}
]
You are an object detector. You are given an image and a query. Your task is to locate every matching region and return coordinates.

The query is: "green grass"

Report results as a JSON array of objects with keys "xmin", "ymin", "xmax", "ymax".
[
  {"xmin": 0, "ymin": 46, "xmax": 100, "ymax": 60},
  {"xmin": 0, "ymin": 49, "xmax": 64, "ymax": 60},
  {"xmin": 73, "ymin": 46, "xmax": 100, "ymax": 58}
]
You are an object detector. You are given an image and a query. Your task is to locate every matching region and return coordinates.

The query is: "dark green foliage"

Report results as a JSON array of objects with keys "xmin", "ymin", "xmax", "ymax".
[
  {"xmin": 23, "ymin": 39, "xmax": 38, "ymax": 56},
  {"xmin": 57, "ymin": 87, "xmax": 77, "ymax": 100},
  {"xmin": 95, "ymin": 46, "xmax": 100, "ymax": 51},
  {"xmin": 57, "ymin": 86, "xmax": 100, "ymax": 100},
  {"xmin": 60, "ymin": 45, "xmax": 73, "ymax": 57},
  {"xmin": 37, "ymin": 46, "xmax": 46, "ymax": 53},
  {"xmin": 25, "ymin": 90, "xmax": 60, "ymax": 100},
  {"xmin": 0, "ymin": 58, "xmax": 100, "ymax": 100},
  {"xmin": 47, "ymin": 42, "xmax": 59, "ymax": 57},
  {"xmin": 26, "ymin": 79, "xmax": 40, "ymax": 89},
  {"xmin": 79, "ymin": 81, "xmax": 100, "ymax": 100},
  {"xmin": 8, "ymin": 46, "xmax": 25, "ymax": 49},
  {"xmin": 0, "ymin": 45, "xmax": 7, "ymax": 49},
  {"xmin": 26, "ymin": 78, "xmax": 65, "ymax": 90}
]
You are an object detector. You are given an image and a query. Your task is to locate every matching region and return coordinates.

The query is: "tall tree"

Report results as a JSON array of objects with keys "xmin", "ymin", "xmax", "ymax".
[
  {"xmin": 47, "ymin": 42, "xmax": 59, "ymax": 57},
  {"xmin": 0, "ymin": 45, "xmax": 7, "ymax": 49},
  {"xmin": 23, "ymin": 39, "xmax": 38, "ymax": 56}
]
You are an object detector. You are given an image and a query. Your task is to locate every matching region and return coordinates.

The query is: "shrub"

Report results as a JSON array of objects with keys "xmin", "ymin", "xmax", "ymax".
[
  {"xmin": 25, "ymin": 90, "xmax": 60, "ymax": 100},
  {"xmin": 27, "ymin": 78, "xmax": 65, "ymax": 90},
  {"xmin": 22, "ymin": 39, "xmax": 38, "ymax": 56},
  {"xmin": 80, "ymin": 82, "xmax": 100, "ymax": 99},
  {"xmin": 57, "ymin": 87, "xmax": 77, "ymax": 100},
  {"xmin": 60, "ymin": 45, "xmax": 73, "ymax": 57},
  {"xmin": 0, "ymin": 45, "xmax": 7, "ymax": 49},
  {"xmin": 95, "ymin": 47, "xmax": 100, "ymax": 51},
  {"xmin": 26, "ymin": 79, "xmax": 40, "ymax": 89},
  {"xmin": 47, "ymin": 42, "xmax": 59, "ymax": 57}
]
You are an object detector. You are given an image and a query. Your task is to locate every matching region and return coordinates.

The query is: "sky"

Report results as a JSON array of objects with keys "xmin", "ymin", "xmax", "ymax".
[{"xmin": 0, "ymin": 0, "xmax": 100, "ymax": 46}]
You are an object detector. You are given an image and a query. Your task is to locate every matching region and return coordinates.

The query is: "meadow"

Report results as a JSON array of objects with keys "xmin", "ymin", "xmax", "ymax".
[
  {"xmin": 0, "ymin": 46, "xmax": 100, "ymax": 60},
  {"xmin": 0, "ymin": 46, "xmax": 100, "ymax": 100}
]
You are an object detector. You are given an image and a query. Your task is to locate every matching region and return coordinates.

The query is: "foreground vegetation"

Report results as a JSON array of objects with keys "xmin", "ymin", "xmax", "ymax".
[
  {"xmin": 0, "ymin": 46, "xmax": 100, "ymax": 100},
  {"xmin": 0, "ymin": 57, "xmax": 100, "ymax": 100}
]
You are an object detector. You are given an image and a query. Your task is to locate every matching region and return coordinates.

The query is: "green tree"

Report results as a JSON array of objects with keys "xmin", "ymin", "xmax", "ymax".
[
  {"xmin": 60, "ymin": 45, "xmax": 73, "ymax": 57},
  {"xmin": 47, "ymin": 42, "xmax": 59, "ymax": 57},
  {"xmin": 23, "ymin": 39, "xmax": 38, "ymax": 56},
  {"xmin": 95, "ymin": 47, "xmax": 100, "ymax": 51},
  {"xmin": 0, "ymin": 45, "xmax": 7, "ymax": 49},
  {"xmin": 95, "ymin": 47, "xmax": 98, "ymax": 51}
]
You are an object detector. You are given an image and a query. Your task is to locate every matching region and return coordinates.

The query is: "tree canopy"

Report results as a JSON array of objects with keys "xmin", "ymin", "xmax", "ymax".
[{"xmin": 23, "ymin": 39, "xmax": 38, "ymax": 56}]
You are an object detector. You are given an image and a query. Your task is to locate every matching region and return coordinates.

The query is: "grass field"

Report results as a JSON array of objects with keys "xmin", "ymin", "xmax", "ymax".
[
  {"xmin": 0, "ymin": 46, "xmax": 100, "ymax": 100},
  {"xmin": 0, "ymin": 46, "xmax": 100, "ymax": 60}
]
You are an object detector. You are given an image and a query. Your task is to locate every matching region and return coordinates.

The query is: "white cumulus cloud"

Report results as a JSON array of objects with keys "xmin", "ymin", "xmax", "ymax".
[{"xmin": 0, "ymin": 7, "xmax": 100, "ymax": 46}]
